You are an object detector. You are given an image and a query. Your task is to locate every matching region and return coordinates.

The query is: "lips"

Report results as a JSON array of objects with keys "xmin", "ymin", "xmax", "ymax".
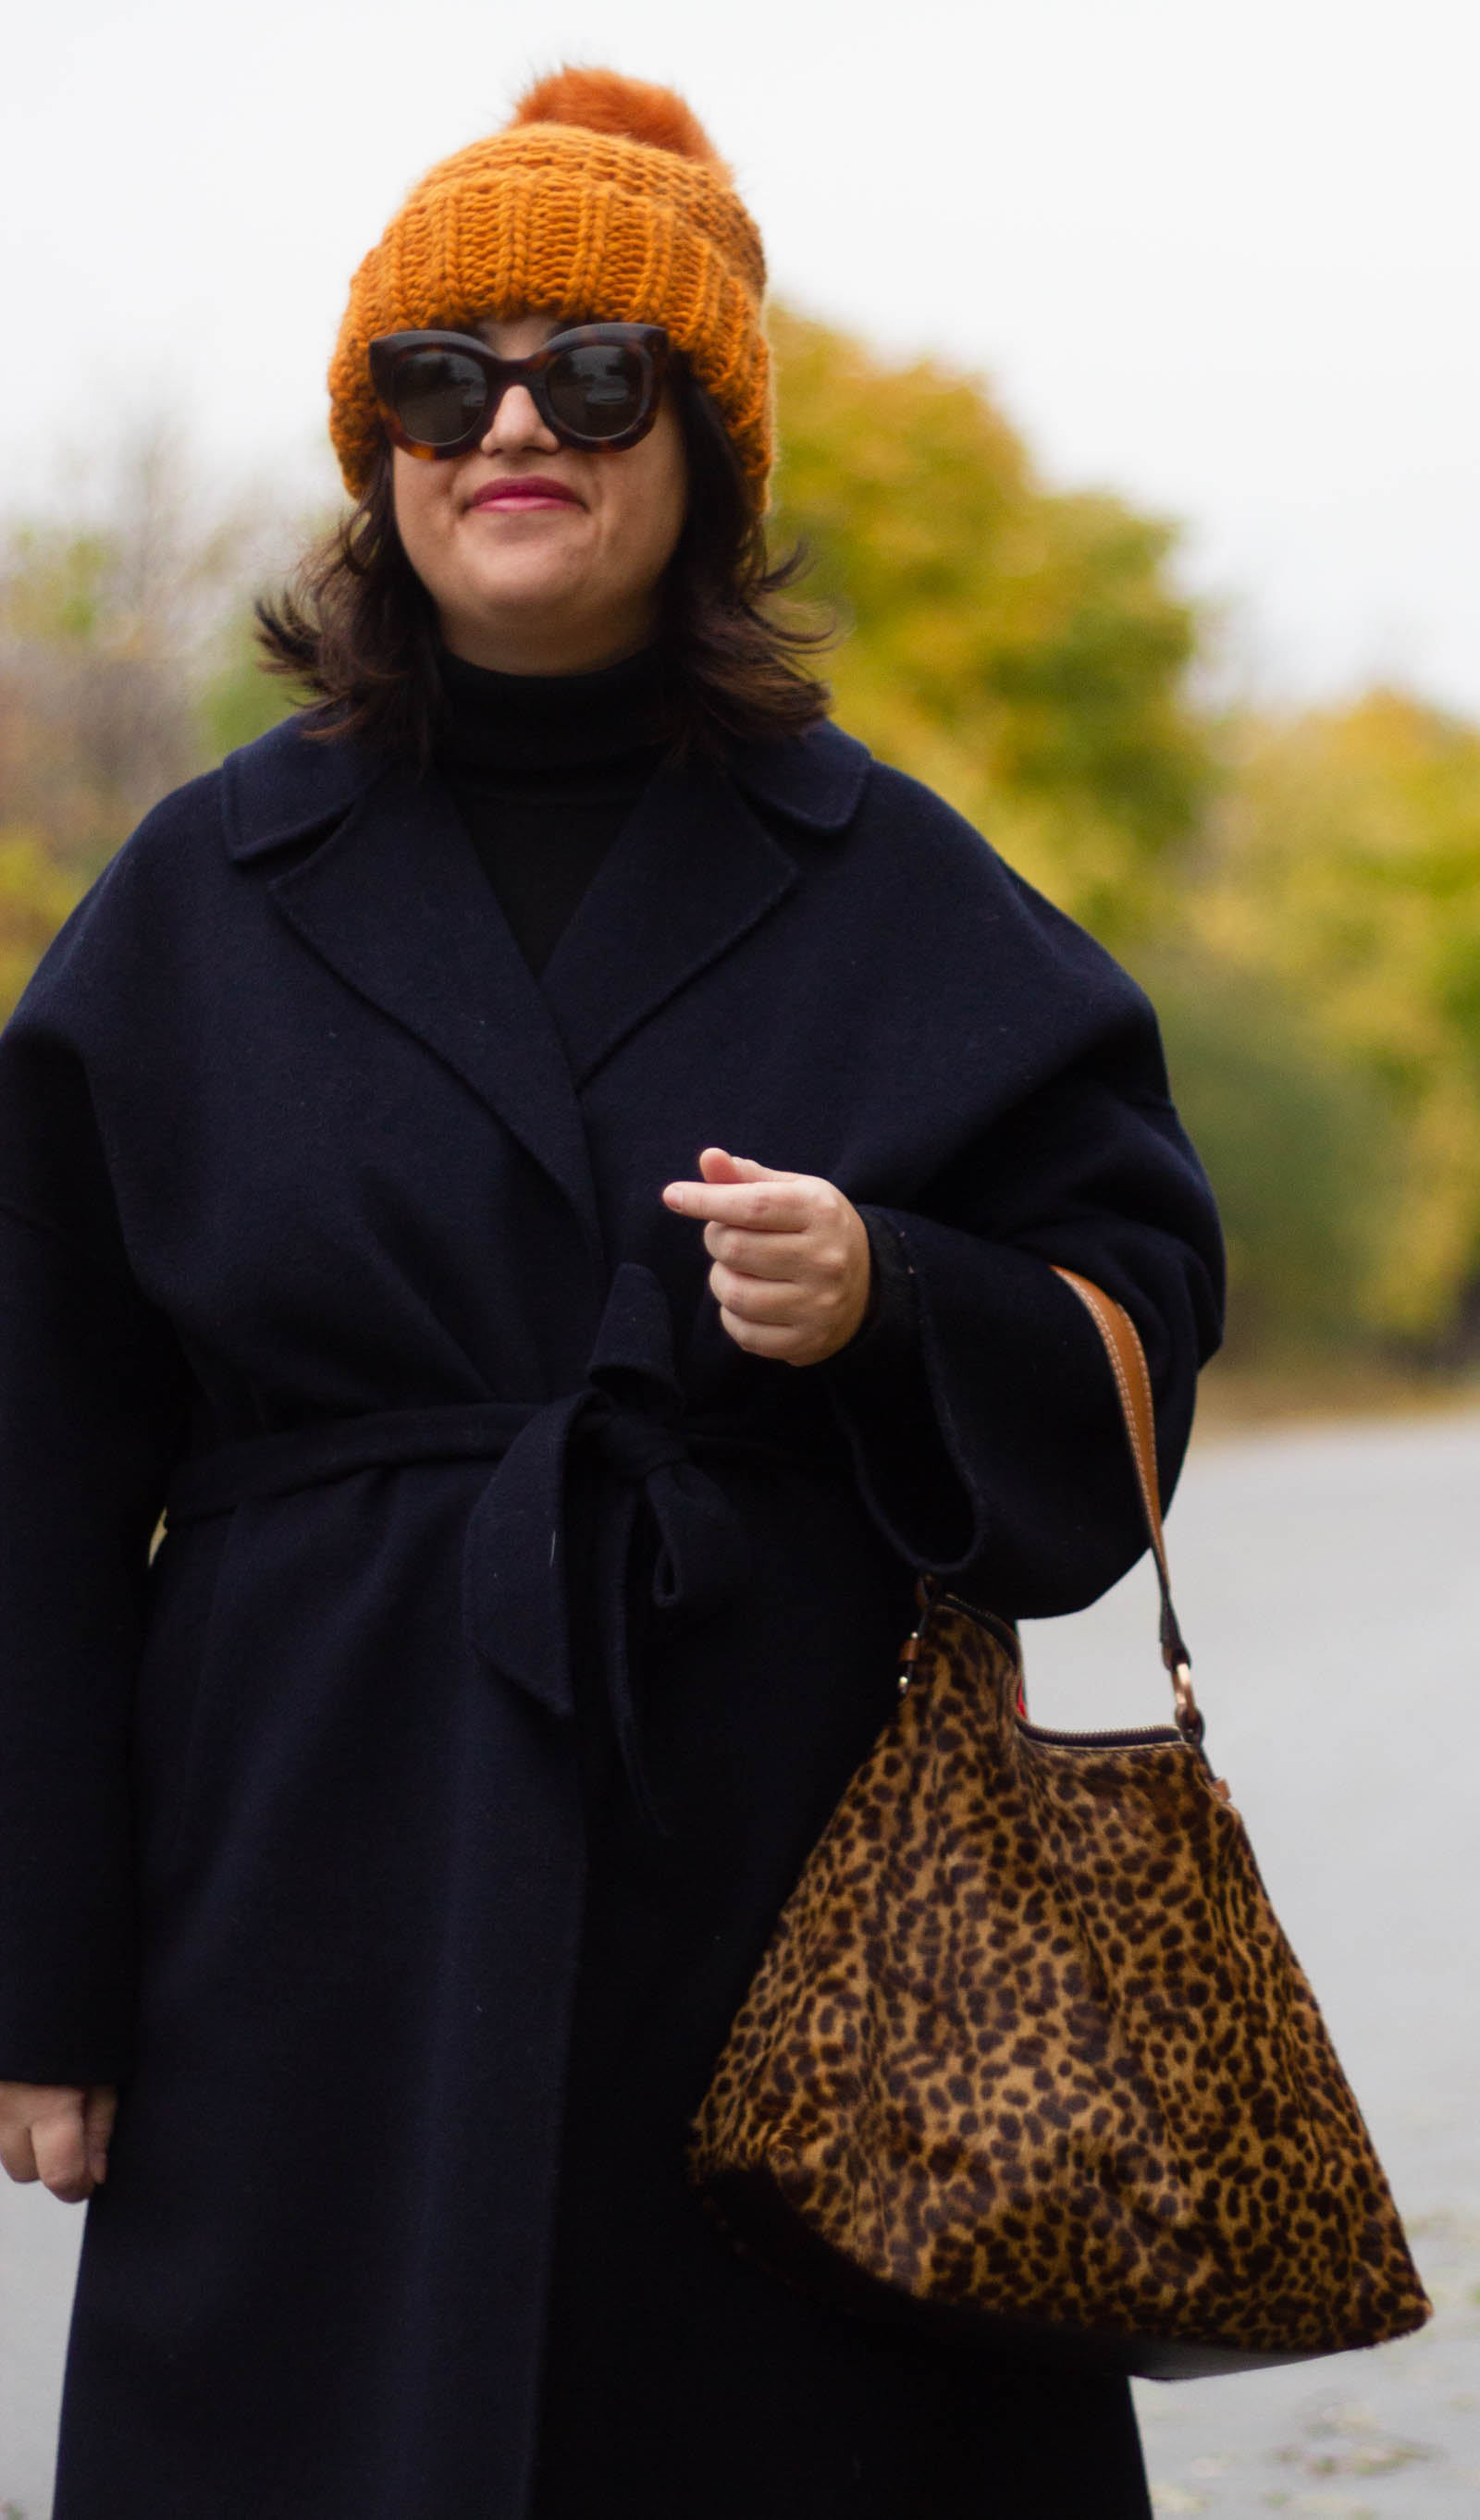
[{"xmin": 469, "ymin": 477, "xmax": 583, "ymax": 511}]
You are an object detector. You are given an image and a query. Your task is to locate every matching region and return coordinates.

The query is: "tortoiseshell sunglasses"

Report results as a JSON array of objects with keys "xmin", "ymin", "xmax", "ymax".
[{"xmin": 368, "ymin": 324, "xmax": 672, "ymax": 459}]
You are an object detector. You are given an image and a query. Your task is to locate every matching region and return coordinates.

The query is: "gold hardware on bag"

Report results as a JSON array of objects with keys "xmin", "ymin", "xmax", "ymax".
[{"xmin": 1172, "ymin": 1659, "xmax": 1201, "ymax": 1739}]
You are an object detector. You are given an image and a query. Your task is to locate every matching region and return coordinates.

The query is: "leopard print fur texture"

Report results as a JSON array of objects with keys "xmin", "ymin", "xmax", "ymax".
[{"xmin": 687, "ymin": 1597, "xmax": 1431, "ymax": 2377}]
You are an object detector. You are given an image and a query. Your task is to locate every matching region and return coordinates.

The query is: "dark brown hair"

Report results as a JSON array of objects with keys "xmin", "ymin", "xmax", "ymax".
[{"xmin": 255, "ymin": 361, "xmax": 832, "ymax": 761}]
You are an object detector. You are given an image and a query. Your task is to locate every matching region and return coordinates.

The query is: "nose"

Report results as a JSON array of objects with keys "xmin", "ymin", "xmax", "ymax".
[{"xmin": 479, "ymin": 381, "xmax": 560, "ymax": 457}]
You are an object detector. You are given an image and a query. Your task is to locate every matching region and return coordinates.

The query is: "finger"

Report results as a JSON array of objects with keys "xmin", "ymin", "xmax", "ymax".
[
  {"xmin": 705, "ymin": 1218, "xmax": 857, "ymax": 1292},
  {"xmin": 696, "ymin": 1148, "xmax": 794, "ymax": 1185},
  {"xmin": 716, "ymin": 1304, "xmax": 804, "ymax": 1359},
  {"xmin": 31, "ymin": 2103, "xmax": 92, "ymax": 2204},
  {"xmin": 715, "ymin": 1261, "xmax": 865, "ymax": 1346},
  {"xmin": 694, "ymin": 1147, "xmax": 746, "ymax": 1183},
  {"xmin": 0, "ymin": 2124, "xmax": 40, "ymax": 2184},
  {"xmin": 662, "ymin": 1179, "xmax": 815, "ymax": 1229},
  {"xmin": 709, "ymin": 1262, "xmax": 803, "ymax": 1324},
  {"xmin": 83, "ymin": 2085, "xmax": 118, "ymax": 2187},
  {"xmin": 702, "ymin": 1222, "xmax": 815, "ymax": 1278}
]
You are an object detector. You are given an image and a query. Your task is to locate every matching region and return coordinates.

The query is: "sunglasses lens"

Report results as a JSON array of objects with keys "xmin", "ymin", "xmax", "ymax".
[
  {"xmin": 388, "ymin": 349, "xmax": 489, "ymax": 448},
  {"xmin": 545, "ymin": 342, "xmax": 650, "ymax": 440}
]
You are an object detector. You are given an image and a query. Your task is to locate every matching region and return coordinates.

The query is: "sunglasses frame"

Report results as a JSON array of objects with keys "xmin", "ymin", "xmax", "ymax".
[{"xmin": 368, "ymin": 323, "xmax": 672, "ymax": 460}]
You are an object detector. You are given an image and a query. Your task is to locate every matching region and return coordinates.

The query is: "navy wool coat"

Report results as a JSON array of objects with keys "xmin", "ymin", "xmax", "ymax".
[{"xmin": 0, "ymin": 713, "xmax": 1222, "ymax": 2519}]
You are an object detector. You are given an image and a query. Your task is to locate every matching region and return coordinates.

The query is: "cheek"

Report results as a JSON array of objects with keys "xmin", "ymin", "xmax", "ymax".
[
  {"xmin": 390, "ymin": 454, "xmax": 454, "ymax": 579},
  {"xmin": 610, "ymin": 419, "xmax": 687, "ymax": 579}
]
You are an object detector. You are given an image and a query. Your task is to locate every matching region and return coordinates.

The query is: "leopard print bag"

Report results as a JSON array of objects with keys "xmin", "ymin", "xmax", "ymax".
[{"xmin": 687, "ymin": 1270, "xmax": 1431, "ymax": 2377}]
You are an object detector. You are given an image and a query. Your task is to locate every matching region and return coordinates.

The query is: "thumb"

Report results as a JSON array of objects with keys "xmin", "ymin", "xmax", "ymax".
[{"xmin": 696, "ymin": 1147, "xmax": 791, "ymax": 1184}]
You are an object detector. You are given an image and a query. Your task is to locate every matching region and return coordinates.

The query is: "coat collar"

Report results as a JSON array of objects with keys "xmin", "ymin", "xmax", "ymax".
[
  {"xmin": 219, "ymin": 713, "xmax": 870, "ymax": 1242},
  {"xmin": 219, "ymin": 709, "xmax": 871, "ymax": 861}
]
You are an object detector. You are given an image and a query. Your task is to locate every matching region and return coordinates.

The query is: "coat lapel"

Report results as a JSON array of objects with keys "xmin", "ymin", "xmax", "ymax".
[
  {"xmin": 537, "ymin": 745, "xmax": 801, "ymax": 1088},
  {"xmin": 219, "ymin": 713, "xmax": 871, "ymax": 1240},
  {"xmin": 263, "ymin": 758, "xmax": 604, "ymax": 1252}
]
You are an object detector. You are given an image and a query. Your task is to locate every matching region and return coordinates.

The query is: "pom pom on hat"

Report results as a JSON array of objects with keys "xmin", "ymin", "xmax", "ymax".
[
  {"xmin": 327, "ymin": 67, "xmax": 771, "ymax": 503},
  {"xmin": 510, "ymin": 66, "xmax": 728, "ymax": 169}
]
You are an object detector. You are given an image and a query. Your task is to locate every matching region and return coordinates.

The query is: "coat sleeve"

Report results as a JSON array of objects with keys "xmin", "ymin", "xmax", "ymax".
[
  {"xmin": 818, "ymin": 956, "xmax": 1224, "ymax": 1622},
  {"xmin": 0, "ymin": 878, "xmax": 191, "ymax": 2084},
  {"xmin": 818, "ymin": 1209, "xmax": 979, "ymax": 1566}
]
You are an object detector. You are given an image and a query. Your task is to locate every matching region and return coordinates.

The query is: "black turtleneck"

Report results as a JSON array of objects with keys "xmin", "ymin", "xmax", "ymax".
[
  {"xmin": 436, "ymin": 643, "xmax": 677, "ymax": 977},
  {"xmin": 432, "ymin": 641, "xmax": 968, "ymax": 1542}
]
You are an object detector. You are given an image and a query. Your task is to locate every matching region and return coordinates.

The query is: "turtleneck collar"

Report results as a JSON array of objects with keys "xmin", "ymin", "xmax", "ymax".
[{"xmin": 436, "ymin": 642, "xmax": 679, "ymax": 780}]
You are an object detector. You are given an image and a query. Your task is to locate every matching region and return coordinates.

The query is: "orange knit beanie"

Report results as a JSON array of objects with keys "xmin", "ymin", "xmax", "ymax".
[{"xmin": 327, "ymin": 68, "xmax": 771, "ymax": 504}]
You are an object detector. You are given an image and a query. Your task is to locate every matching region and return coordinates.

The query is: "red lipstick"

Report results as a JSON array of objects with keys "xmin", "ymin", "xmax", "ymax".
[{"xmin": 469, "ymin": 476, "xmax": 583, "ymax": 511}]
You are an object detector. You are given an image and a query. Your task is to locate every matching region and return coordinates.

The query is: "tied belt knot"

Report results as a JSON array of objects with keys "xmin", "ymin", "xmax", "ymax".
[
  {"xmin": 164, "ymin": 1262, "xmax": 813, "ymax": 1836},
  {"xmin": 586, "ymin": 1390, "xmax": 687, "ymax": 1486}
]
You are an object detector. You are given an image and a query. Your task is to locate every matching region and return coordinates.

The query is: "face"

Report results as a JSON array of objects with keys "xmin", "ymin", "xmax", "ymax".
[{"xmin": 390, "ymin": 311, "xmax": 689, "ymax": 676}]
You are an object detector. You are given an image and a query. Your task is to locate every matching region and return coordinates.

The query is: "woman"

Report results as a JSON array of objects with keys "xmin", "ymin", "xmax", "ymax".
[{"xmin": 0, "ymin": 68, "xmax": 1223, "ymax": 2520}]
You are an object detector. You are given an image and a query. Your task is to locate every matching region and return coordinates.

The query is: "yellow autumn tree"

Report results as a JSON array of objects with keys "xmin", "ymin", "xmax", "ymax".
[
  {"xmin": 1179, "ymin": 689, "xmax": 1480, "ymax": 1342},
  {"xmin": 0, "ymin": 829, "xmax": 84, "ymax": 1021},
  {"xmin": 768, "ymin": 307, "xmax": 1212, "ymax": 943}
]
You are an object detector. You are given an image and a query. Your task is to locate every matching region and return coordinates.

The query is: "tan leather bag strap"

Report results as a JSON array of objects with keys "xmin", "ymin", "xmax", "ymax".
[{"xmin": 1050, "ymin": 1266, "xmax": 1202, "ymax": 1743}]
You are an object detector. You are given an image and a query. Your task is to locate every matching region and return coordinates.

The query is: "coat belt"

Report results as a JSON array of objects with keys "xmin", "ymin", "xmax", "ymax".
[{"xmin": 163, "ymin": 1262, "xmax": 816, "ymax": 1834}]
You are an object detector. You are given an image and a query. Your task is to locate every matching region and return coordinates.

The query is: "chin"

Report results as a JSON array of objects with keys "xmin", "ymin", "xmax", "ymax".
[{"xmin": 461, "ymin": 559, "xmax": 589, "ymax": 617}]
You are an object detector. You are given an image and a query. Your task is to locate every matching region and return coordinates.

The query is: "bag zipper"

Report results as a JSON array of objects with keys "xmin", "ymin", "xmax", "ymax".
[{"xmin": 932, "ymin": 1590, "xmax": 1201, "ymax": 1755}]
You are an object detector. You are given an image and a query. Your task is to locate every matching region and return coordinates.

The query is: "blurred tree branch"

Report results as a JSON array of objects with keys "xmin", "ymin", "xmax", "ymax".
[{"xmin": 0, "ymin": 424, "xmax": 301, "ymax": 882}]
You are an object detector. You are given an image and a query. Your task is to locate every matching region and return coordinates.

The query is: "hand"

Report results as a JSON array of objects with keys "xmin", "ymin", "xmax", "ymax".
[
  {"xmin": 661, "ymin": 1148, "xmax": 872, "ymax": 1366},
  {"xmin": 0, "ymin": 2080, "xmax": 117, "ymax": 2203}
]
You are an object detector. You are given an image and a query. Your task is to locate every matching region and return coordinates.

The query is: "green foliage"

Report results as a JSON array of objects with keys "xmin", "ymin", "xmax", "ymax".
[
  {"xmin": 1134, "ymin": 953, "xmax": 1400, "ymax": 1355},
  {"xmin": 1183, "ymin": 691, "xmax": 1480, "ymax": 1342},
  {"xmin": 4, "ymin": 522, "xmax": 117, "ymax": 645},
  {"xmin": 769, "ymin": 307, "xmax": 1211, "ymax": 943},
  {"xmin": 200, "ymin": 617, "xmax": 299, "ymax": 759}
]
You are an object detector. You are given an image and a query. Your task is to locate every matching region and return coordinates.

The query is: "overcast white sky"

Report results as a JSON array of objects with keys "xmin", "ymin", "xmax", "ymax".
[{"xmin": 6, "ymin": 0, "xmax": 1479, "ymax": 713}]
